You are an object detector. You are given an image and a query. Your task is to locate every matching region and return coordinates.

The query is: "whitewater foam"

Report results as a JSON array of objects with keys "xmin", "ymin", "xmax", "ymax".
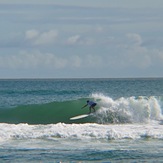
[
  {"xmin": 0, "ymin": 122, "xmax": 163, "ymax": 143},
  {"xmin": 91, "ymin": 94, "xmax": 163, "ymax": 124}
]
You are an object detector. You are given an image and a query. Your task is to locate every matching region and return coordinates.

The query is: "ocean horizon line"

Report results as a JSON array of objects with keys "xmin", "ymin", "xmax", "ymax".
[{"xmin": 0, "ymin": 77, "xmax": 163, "ymax": 80}]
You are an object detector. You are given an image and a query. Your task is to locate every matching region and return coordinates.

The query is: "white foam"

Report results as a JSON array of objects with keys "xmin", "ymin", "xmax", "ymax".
[
  {"xmin": 91, "ymin": 93, "xmax": 163, "ymax": 123},
  {"xmin": 0, "ymin": 122, "xmax": 163, "ymax": 143}
]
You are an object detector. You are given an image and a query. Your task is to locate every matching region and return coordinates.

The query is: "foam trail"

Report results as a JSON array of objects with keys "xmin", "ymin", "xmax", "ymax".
[{"xmin": 92, "ymin": 94, "xmax": 163, "ymax": 124}]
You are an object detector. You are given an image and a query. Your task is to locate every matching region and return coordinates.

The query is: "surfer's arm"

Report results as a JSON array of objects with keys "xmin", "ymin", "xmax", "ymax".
[{"xmin": 81, "ymin": 104, "xmax": 88, "ymax": 109}]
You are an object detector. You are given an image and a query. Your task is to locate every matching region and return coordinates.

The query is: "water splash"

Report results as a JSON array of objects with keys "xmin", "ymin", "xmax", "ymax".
[{"xmin": 92, "ymin": 93, "xmax": 163, "ymax": 124}]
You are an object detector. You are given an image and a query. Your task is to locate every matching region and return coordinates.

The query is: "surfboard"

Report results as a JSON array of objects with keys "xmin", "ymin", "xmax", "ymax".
[{"xmin": 70, "ymin": 114, "xmax": 89, "ymax": 120}]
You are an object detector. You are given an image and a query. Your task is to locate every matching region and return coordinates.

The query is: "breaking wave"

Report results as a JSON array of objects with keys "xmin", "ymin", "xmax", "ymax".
[{"xmin": 0, "ymin": 94, "xmax": 162, "ymax": 124}]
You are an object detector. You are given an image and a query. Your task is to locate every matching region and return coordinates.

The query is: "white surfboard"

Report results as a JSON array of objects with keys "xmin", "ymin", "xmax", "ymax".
[{"xmin": 70, "ymin": 114, "xmax": 89, "ymax": 120}]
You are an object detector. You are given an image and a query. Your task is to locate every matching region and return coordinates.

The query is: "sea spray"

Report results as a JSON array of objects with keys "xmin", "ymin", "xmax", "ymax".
[{"xmin": 92, "ymin": 94, "xmax": 163, "ymax": 124}]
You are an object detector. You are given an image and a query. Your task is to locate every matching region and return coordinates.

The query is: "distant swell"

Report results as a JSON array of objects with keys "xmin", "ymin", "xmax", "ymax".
[{"xmin": 0, "ymin": 94, "xmax": 162, "ymax": 124}]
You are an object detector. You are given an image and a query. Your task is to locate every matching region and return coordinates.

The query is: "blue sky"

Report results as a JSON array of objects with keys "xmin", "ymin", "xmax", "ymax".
[{"xmin": 0, "ymin": 0, "xmax": 163, "ymax": 78}]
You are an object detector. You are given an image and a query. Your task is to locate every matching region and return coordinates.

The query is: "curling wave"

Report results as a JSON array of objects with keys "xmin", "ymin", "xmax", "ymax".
[{"xmin": 0, "ymin": 94, "xmax": 162, "ymax": 124}]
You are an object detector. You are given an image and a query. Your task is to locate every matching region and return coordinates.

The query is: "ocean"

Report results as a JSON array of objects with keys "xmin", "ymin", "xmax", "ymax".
[{"xmin": 0, "ymin": 78, "xmax": 163, "ymax": 162}]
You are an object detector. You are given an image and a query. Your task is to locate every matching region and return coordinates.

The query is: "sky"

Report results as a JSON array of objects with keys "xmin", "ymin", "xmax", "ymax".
[{"xmin": 0, "ymin": 0, "xmax": 163, "ymax": 78}]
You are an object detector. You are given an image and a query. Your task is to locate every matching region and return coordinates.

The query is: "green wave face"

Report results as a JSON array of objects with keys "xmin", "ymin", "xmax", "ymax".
[{"xmin": 0, "ymin": 99, "xmax": 96, "ymax": 124}]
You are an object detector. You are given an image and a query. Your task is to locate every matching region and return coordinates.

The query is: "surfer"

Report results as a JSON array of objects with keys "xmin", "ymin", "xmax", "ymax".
[{"xmin": 81, "ymin": 100, "xmax": 97, "ymax": 114}]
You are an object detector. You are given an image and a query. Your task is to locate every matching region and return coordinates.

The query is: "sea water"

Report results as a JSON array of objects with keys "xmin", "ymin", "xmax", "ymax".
[{"xmin": 0, "ymin": 78, "xmax": 163, "ymax": 162}]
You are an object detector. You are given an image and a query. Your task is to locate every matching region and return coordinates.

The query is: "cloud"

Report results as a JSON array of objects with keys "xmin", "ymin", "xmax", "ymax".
[
  {"xmin": 0, "ymin": 49, "xmax": 105, "ymax": 72},
  {"xmin": 66, "ymin": 35, "xmax": 81, "ymax": 45},
  {"xmin": 25, "ymin": 30, "xmax": 39, "ymax": 40},
  {"xmin": 84, "ymin": 54, "xmax": 103, "ymax": 67},
  {"xmin": 70, "ymin": 55, "xmax": 82, "ymax": 67},
  {"xmin": 126, "ymin": 33, "xmax": 143, "ymax": 46},
  {"xmin": 0, "ymin": 51, "xmax": 67, "ymax": 69},
  {"xmin": 115, "ymin": 33, "xmax": 151, "ymax": 69},
  {"xmin": 25, "ymin": 29, "xmax": 58, "ymax": 46},
  {"xmin": 104, "ymin": 33, "xmax": 163, "ymax": 71},
  {"xmin": 125, "ymin": 33, "xmax": 151, "ymax": 68},
  {"xmin": 66, "ymin": 34, "xmax": 95, "ymax": 46}
]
